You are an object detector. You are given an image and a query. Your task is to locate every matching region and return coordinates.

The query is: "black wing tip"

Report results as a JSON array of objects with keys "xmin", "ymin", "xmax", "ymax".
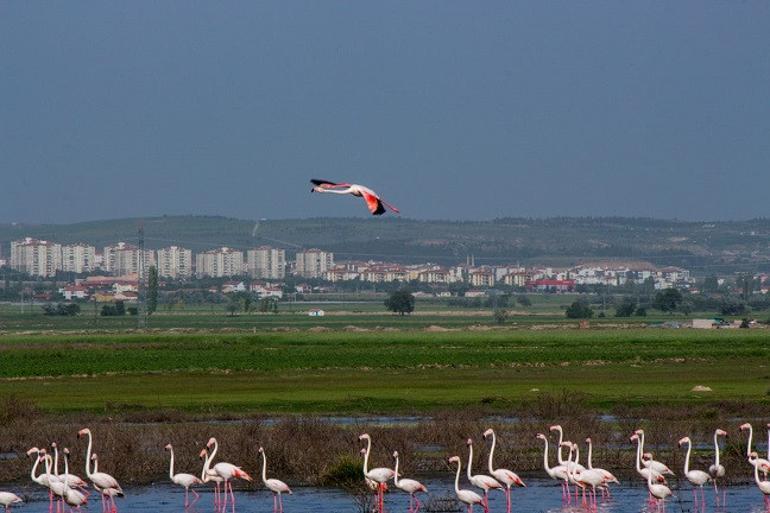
[
  {"xmin": 372, "ymin": 201, "xmax": 386, "ymax": 216},
  {"xmin": 310, "ymin": 179, "xmax": 336, "ymax": 186}
]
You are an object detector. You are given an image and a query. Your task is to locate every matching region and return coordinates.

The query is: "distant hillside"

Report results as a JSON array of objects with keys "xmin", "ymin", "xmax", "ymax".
[{"xmin": 2, "ymin": 215, "xmax": 770, "ymax": 273}]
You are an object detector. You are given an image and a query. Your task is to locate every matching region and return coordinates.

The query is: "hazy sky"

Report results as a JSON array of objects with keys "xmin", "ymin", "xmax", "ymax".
[{"xmin": 2, "ymin": 2, "xmax": 769, "ymax": 223}]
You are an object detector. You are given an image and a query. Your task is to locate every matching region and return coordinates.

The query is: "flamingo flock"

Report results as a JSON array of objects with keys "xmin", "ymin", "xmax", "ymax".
[{"xmin": 5, "ymin": 422, "xmax": 770, "ymax": 513}]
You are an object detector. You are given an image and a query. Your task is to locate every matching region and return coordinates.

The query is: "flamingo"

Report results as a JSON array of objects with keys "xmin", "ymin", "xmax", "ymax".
[
  {"xmin": 634, "ymin": 430, "xmax": 674, "ymax": 476},
  {"xmin": 741, "ymin": 423, "xmax": 770, "ymax": 477},
  {"xmin": 392, "ymin": 451, "xmax": 427, "ymax": 513},
  {"xmin": 466, "ymin": 438, "xmax": 503, "ymax": 513},
  {"xmin": 359, "ymin": 434, "xmax": 394, "ymax": 513},
  {"xmin": 0, "ymin": 492, "xmax": 22, "ymax": 513},
  {"xmin": 27, "ymin": 447, "xmax": 58, "ymax": 512},
  {"xmin": 205, "ymin": 437, "xmax": 252, "ymax": 513},
  {"xmin": 258, "ymin": 447, "xmax": 292, "ymax": 513},
  {"xmin": 483, "ymin": 428, "xmax": 524, "ymax": 513},
  {"xmin": 709, "ymin": 428, "xmax": 727, "ymax": 505},
  {"xmin": 61, "ymin": 449, "xmax": 88, "ymax": 512},
  {"xmin": 165, "ymin": 444, "xmax": 202, "ymax": 508},
  {"xmin": 51, "ymin": 443, "xmax": 88, "ymax": 490},
  {"xmin": 310, "ymin": 179, "xmax": 400, "ymax": 216},
  {"xmin": 448, "ymin": 456, "xmax": 484, "ymax": 513},
  {"xmin": 678, "ymin": 437, "xmax": 711, "ymax": 506},
  {"xmin": 199, "ymin": 449, "xmax": 224, "ymax": 510},
  {"xmin": 585, "ymin": 437, "xmax": 618, "ymax": 497},
  {"xmin": 751, "ymin": 452, "xmax": 770, "ymax": 508},
  {"xmin": 90, "ymin": 456, "xmax": 123, "ymax": 508},
  {"xmin": 535, "ymin": 433, "xmax": 569, "ymax": 500},
  {"xmin": 43, "ymin": 452, "xmax": 87, "ymax": 513},
  {"xmin": 630, "ymin": 434, "xmax": 666, "ymax": 495},
  {"xmin": 77, "ymin": 428, "xmax": 122, "ymax": 513},
  {"xmin": 564, "ymin": 442, "xmax": 604, "ymax": 508},
  {"xmin": 646, "ymin": 453, "xmax": 672, "ymax": 512},
  {"xmin": 549, "ymin": 425, "xmax": 585, "ymax": 472}
]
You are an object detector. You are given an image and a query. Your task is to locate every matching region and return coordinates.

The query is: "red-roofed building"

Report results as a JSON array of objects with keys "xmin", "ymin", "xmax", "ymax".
[{"xmin": 527, "ymin": 279, "xmax": 576, "ymax": 292}]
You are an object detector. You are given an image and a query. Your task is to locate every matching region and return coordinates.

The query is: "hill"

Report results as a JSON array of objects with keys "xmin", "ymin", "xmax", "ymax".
[{"xmin": 2, "ymin": 215, "xmax": 770, "ymax": 272}]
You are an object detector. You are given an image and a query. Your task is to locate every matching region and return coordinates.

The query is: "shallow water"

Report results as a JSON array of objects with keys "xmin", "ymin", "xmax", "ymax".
[{"xmin": 5, "ymin": 478, "xmax": 769, "ymax": 513}]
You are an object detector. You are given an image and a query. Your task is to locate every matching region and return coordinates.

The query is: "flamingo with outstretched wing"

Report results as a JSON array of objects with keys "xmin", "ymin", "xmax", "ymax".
[{"xmin": 310, "ymin": 179, "xmax": 400, "ymax": 216}]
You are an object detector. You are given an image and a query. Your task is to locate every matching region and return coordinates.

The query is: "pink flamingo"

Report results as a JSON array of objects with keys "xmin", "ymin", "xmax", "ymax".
[
  {"xmin": 206, "ymin": 437, "xmax": 252, "ymax": 512},
  {"xmin": 199, "ymin": 449, "xmax": 224, "ymax": 510},
  {"xmin": 678, "ymin": 437, "xmax": 711, "ymax": 507},
  {"xmin": 709, "ymin": 429, "xmax": 727, "ymax": 505},
  {"xmin": 535, "ymin": 434, "xmax": 569, "ymax": 501},
  {"xmin": 27, "ymin": 448, "xmax": 57, "ymax": 513},
  {"xmin": 634, "ymin": 430, "xmax": 674, "ymax": 476},
  {"xmin": 466, "ymin": 438, "xmax": 503, "ymax": 513},
  {"xmin": 392, "ymin": 451, "xmax": 427, "ymax": 513},
  {"xmin": 165, "ymin": 444, "xmax": 202, "ymax": 508},
  {"xmin": 483, "ymin": 429, "xmax": 524, "ymax": 513},
  {"xmin": 741, "ymin": 423, "xmax": 770, "ymax": 477},
  {"xmin": 77, "ymin": 429, "xmax": 122, "ymax": 513},
  {"xmin": 751, "ymin": 452, "xmax": 770, "ymax": 508},
  {"xmin": 585, "ymin": 437, "xmax": 618, "ymax": 498},
  {"xmin": 448, "ymin": 456, "xmax": 484, "ymax": 513},
  {"xmin": 359, "ymin": 434, "xmax": 395, "ymax": 513},
  {"xmin": 0, "ymin": 492, "xmax": 22, "ymax": 513},
  {"xmin": 258, "ymin": 447, "xmax": 291, "ymax": 513},
  {"xmin": 51, "ymin": 444, "xmax": 88, "ymax": 490},
  {"xmin": 310, "ymin": 179, "xmax": 400, "ymax": 215}
]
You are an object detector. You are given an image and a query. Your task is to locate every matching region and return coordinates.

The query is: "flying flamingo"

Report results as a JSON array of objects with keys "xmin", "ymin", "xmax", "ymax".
[
  {"xmin": 646, "ymin": 454, "xmax": 672, "ymax": 512},
  {"xmin": 206, "ymin": 437, "xmax": 252, "ymax": 513},
  {"xmin": 585, "ymin": 437, "xmax": 618, "ymax": 497},
  {"xmin": 634, "ymin": 430, "xmax": 674, "ymax": 476},
  {"xmin": 751, "ymin": 452, "xmax": 770, "ymax": 508},
  {"xmin": 483, "ymin": 428, "xmax": 524, "ymax": 513},
  {"xmin": 709, "ymin": 429, "xmax": 727, "ymax": 504},
  {"xmin": 51, "ymin": 444, "xmax": 88, "ymax": 490},
  {"xmin": 310, "ymin": 179, "xmax": 400, "ymax": 216},
  {"xmin": 536, "ymin": 433, "xmax": 569, "ymax": 501},
  {"xmin": 165, "ymin": 444, "xmax": 202, "ymax": 508},
  {"xmin": 77, "ymin": 429, "xmax": 123, "ymax": 513},
  {"xmin": 740, "ymin": 423, "xmax": 770, "ymax": 477},
  {"xmin": 678, "ymin": 437, "xmax": 711, "ymax": 507},
  {"xmin": 0, "ymin": 492, "xmax": 22, "ymax": 513},
  {"xmin": 466, "ymin": 438, "xmax": 503, "ymax": 513},
  {"xmin": 392, "ymin": 451, "xmax": 428, "ymax": 513},
  {"xmin": 199, "ymin": 449, "xmax": 224, "ymax": 510},
  {"xmin": 448, "ymin": 456, "xmax": 484, "ymax": 513},
  {"xmin": 359, "ymin": 434, "xmax": 395, "ymax": 513},
  {"xmin": 258, "ymin": 447, "xmax": 292, "ymax": 513}
]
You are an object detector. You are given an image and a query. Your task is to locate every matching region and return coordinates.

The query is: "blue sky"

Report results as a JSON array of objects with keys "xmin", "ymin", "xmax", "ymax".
[{"xmin": 1, "ymin": 1, "xmax": 769, "ymax": 223}]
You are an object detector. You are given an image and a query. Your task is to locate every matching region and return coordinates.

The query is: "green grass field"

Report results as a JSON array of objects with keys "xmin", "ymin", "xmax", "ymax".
[{"xmin": 1, "ymin": 329, "xmax": 768, "ymax": 414}]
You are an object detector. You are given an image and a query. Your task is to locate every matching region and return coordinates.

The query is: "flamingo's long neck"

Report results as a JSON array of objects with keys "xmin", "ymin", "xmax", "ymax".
[
  {"xmin": 44, "ymin": 455, "xmax": 53, "ymax": 480},
  {"xmin": 454, "ymin": 460, "xmax": 462, "ymax": 494},
  {"xmin": 84, "ymin": 432, "xmax": 93, "ymax": 477},
  {"xmin": 587, "ymin": 440, "xmax": 593, "ymax": 469},
  {"xmin": 261, "ymin": 452, "xmax": 268, "ymax": 485},
  {"xmin": 755, "ymin": 456, "xmax": 762, "ymax": 486},
  {"xmin": 541, "ymin": 439, "xmax": 551, "ymax": 473},
  {"xmin": 487, "ymin": 432, "xmax": 496, "ymax": 474},
  {"xmin": 53, "ymin": 446, "xmax": 60, "ymax": 477},
  {"xmin": 554, "ymin": 428, "xmax": 565, "ymax": 465},
  {"xmin": 466, "ymin": 443, "xmax": 473, "ymax": 480},
  {"xmin": 168, "ymin": 447, "xmax": 175, "ymax": 480},
  {"xmin": 647, "ymin": 456, "xmax": 654, "ymax": 488},
  {"xmin": 63, "ymin": 452, "xmax": 71, "ymax": 490},
  {"xmin": 713, "ymin": 432, "xmax": 721, "ymax": 467},
  {"xmin": 30, "ymin": 451, "xmax": 41, "ymax": 483},
  {"xmin": 362, "ymin": 438, "xmax": 371, "ymax": 476},
  {"xmin": 209, "ymin": 439, "xmax": 219, "ymax": 466},
  {"xmin": 747, "ymin": 426, "xmax": 754, "ymax": 457},
  {"xmin": 683, "ymin": 440, "xmax": 691, "ymax": 475},
  {"xmin": 634, "ymin": 438, "xmax": 642, "ymax": 472},
  {"xmin": 573, "ymin": 444, "xmax": 580, "ymax": 467},
  {"xmin": 638, "ymin": 431, "xmax": 645, "ymax": 456},
  {"xmin": 393, "ymin": 455, "xmax": 400, "ymax": 486},
  {"xmin": 317, "ymin": 188, "xmax": 352, "ymax": 195}
]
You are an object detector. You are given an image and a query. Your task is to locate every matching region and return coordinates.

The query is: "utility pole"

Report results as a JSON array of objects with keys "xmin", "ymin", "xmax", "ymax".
[{"xmin": 137, "ymin": 223, "xmax": 146, "ymax": 328}]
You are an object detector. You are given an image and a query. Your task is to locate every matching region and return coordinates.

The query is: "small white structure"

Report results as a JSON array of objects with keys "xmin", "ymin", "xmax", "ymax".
[
  {"xmin": 692, "ymin": 319, "xmax": 719, "ymax": 329},
  {"xmin": 308, "ymin": 308, "xmax": 325, "ymax": 317}
]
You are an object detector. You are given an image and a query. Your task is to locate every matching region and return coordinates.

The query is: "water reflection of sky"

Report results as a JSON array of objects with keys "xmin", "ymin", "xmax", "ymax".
[{"xmin": 4, "ymin": 478, "xmax": 768, "ymax": 513}]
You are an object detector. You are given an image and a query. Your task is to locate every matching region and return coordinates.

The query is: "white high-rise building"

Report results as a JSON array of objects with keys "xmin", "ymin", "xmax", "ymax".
[
  {"xmin": 246, "ymin": 246, "xmax": 286, "ymax": 279},
  {"xmin": 294, "ymin": 249, "xmax": 334, "ymax": 278},
  {"xmin": 61, "ymin": 244, "xmax": 97, "ymax": 273},
  {"xmin": 103, "ymin": 242, "xmax": 155, "ymax": 277},
  {"xmin": 10, "ymin": 237, "xmax": 62, "ymax": 277},
  {"xmin": 195, "ymin": 247, "xmax": 244, "ymax": 278},
  {"xmin": 156, "ymin": 246, "xmax": 193, "ymax": 279}
]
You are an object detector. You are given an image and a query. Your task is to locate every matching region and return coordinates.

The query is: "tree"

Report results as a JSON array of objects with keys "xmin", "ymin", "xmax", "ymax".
[
  {"xmin": 702, "ymin": 275, "xmax": 719, "ymax": 294},
  {"xmin": 516, "ymin": 295, "xmax": 532, "ymax": 307},
  {"xmin": 385, "ymin": 289, "xmax": 415, "ymax": 316},
  {"xmin": 615, "ymin": 297, "xmax": 637, "ymax": 317},
  {"xmin": 225, "ymin": 301, "xmax": 239, "ymax": 317},
  {"xmin": 493, "ymin": 308, "xmax": 508, "ymax": 325},
  {"xmin": 720, "ymin": 298, "xmax": 748, "ymax": 316},
  {"xmin": 652, "ymin": 288, "xmax": 683, "ymax": 313},
  {"xmin": 565, "ymin": 300, "xmax": 594, "ymax": 319},
  {"xmin": 147, "ymin": 266, "xmax": 159, "ymax": 315}
]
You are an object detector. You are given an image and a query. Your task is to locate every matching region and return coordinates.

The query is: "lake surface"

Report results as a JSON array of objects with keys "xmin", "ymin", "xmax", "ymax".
[{"xmin": 4, "ymin": 477, "xmax": 769, "ymax": 513}]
